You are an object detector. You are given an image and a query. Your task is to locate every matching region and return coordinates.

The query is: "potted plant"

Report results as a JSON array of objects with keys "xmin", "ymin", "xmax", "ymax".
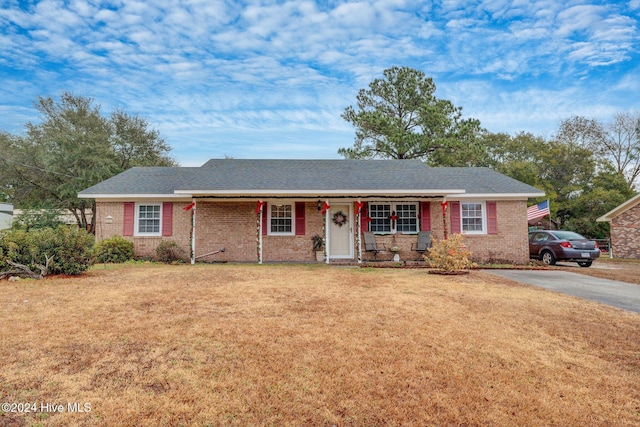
[
  {"xmin": 312, "ymin": 234, "xmax": 325, "ymax": 262},
  {"xmin": 389, "ymin": 235, "xmax": 401, "ymax": 261}
]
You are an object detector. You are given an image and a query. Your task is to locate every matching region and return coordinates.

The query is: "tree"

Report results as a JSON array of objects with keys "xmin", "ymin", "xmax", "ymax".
[
  {"xmin": 561, "ymin": 169, "xmax": 634, "ymax": 238},
  {"xmin": 557, "ymin": 113, "xmax": 640, "ymax": 190},
  {"xmin": 0, "ymin": 93, "xmax": 176, "ymax": 232},
  {"xmin": 483, "ymin": 132, "xmax": 547, "ymax": 186},
  {"xmin": 603, "ymin": 112, "xmax": 640, "ymax": 189},
  {"xmin": 556, "ymin": 116, "xmax": 607, "ymax": 152},
  {"xmin": 0, "ymin": 132, "xmax": 17, "ymax": 202},
  {"xmin": 483, "ymin": 130, "xmax": 634, "ymax": 238},
  {"xmin": 338, "ymin": 66, "xmax": 485, "ymax": 165}
]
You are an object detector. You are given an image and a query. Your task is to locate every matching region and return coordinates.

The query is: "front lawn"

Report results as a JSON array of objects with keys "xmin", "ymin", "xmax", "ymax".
[{"xmin": 1, "ymin": 264, "xmax": 639, "ymax": 426}]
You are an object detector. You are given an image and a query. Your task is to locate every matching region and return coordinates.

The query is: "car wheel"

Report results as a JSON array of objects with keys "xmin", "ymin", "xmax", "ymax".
[
  {"xmin": 578, "ymin": 261, "xmax": 592, "ymax": 268},
  {"xmin": 540, "ymin": 250, "xmax": 556, "ymax": 265}
]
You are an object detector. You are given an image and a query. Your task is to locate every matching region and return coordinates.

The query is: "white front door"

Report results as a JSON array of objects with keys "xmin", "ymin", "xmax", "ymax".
[{"xmin": 329, "ymin": 204, "xmax": 353, "ymax": 259}]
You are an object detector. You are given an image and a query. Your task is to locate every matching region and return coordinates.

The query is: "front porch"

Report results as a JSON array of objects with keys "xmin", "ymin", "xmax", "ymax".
[{"xmin": 186, "ymin": 198, "xmax": 445, "ymax": 265}]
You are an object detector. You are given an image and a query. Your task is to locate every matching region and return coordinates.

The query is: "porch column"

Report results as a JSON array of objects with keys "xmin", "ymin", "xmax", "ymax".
[
  {"xmin": 356, "ymin": 200, "xmax": 362, "ymax": 263},
  {"xmin": 256, "ymin": 200, "xmax": 265, "ymax": 264},
  {"xmin": 441, "ymin": 200, "xmax": 448, "ymax": 240},
  {"xmin": 321, "ymin": 200, "xmax": 330, "ymax": 264},
  {"xmin": 189, "ymin": 201, "xmax": 197, "ymax": 264},
  {"xmin": 191, "ymin": 202, "xmax": 196, "ymax": 264}
]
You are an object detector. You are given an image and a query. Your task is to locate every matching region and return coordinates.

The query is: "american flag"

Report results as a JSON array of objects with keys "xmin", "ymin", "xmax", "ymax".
[{"xmin": 527, "ymin": 200, "xmax": 550, "ymax": 222}]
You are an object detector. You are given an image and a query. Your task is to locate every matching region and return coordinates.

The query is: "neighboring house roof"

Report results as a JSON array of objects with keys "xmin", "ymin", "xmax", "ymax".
[
  {"xmin": 12, "ymin": 209, "xmax": 92, "ymax": 225},
  {"xmin": 597, "ymin": 193, "xmax": 640, "ymax": 222},
  {"xmin": 0, "ymin": 203, "xmax": 12, "ymax": 216},
  {"xmin": 78, "ymin": 159, "xmax": 544, "ymax": 200},
  {"xmin": 0, "ymin": 203, "xmax": 12, "ymax": 230}
]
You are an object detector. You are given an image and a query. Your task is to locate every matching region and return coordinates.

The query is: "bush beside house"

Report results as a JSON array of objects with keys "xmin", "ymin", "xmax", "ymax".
[{"xmin": 0, "ymin": 226, "xmax": 95, "ymax": 276}]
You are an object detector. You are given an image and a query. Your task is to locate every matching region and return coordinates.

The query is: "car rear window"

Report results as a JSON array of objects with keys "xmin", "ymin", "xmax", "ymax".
[{"xmin": 552, "ymin": 231, "xmax": 586, "ymax": 241}]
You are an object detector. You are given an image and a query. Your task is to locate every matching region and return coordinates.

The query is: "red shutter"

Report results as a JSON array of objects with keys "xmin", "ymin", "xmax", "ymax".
[
  {"xmin": 361, "ymin": 202, "xmax": 369, "ymax": 232},
  {"xmin": 262, "ymin": 202, "xmax": 268, "ymax": 236},
  {"xmin": 162, "ymin": 202, "xmax": 173, "ymax": 236},
  {"xmin": 487, "ymin": 201, "xmax": 498, "ymax": 235},
  {"xmin": 450, "ymin": 201, "xmax": 461, "ymax": 234},
  {"xmin": 123, "ymin": 202, "xmax": 134, "ymax": 236},
  {"xmin": 295, "ymin": 202, "xmax": 306, "ymax": 235},
  {"xmin": 420, "ymin": 202, "xmax": 431, "ymax": 231}
]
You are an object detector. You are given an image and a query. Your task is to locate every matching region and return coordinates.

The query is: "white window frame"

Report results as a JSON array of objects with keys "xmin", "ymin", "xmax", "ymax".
[
  {"xmin": 135, "ymin": 203, "xmax": 162, "ymax": 236},
  {"xmin": 268, "ymin": 202, "xmax": 295, "ymax": 236},
  {"xmin": 368, "ymin": 202, "xmax": 419, "ymax": 235},
  {"xmin": 460, "ymin": 201, "xmax": 487, "ymax": 235},
  {"xmin": 368, "ymin": 203, "xmax": 393, "ymax": 234},
  {"xmin": 395, "ymin": 203, "xmax": 419, "ymax": 233}
]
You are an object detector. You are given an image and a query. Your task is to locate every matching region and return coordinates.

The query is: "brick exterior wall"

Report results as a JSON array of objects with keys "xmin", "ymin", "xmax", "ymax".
[
  {"xmin": 359, "ymin": 200, "xmax": 530, "ymax": 264},
  {"xmin": 611, "ymin": 203, "xmax": 640, "ymax": 259},
  {"xmin": 95, "ymin": 202, "xmax": 193, "ymax": 259},
  {"xmin": 452, "ymin": 200, "xmax": 529, "ymax": 264},
  {"xmin": 95, "ymin": 199, "xmax": 531, "ymax": 264},
  {"xmin": 196, "ymin": 201, "xmax": 325, "ymax": 262}
]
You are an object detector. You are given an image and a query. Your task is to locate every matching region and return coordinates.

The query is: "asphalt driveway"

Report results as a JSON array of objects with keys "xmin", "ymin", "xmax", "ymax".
[{"xmin": 488, "ymin": 269, "xmax": 640, "ymax": 314}]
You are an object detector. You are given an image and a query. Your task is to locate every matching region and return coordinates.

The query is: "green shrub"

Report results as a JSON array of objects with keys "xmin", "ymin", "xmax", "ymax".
[
  {"xmin": 155, "ymin": 240, "xmax": 185, "ymax": 263},
  {"xmin": 428, "ymin": 234, "xmax": 471, "ymax": 272},
  {"xmin": 0, "ymin": 226, "xmax": 95, "ymax": 275},
  {"xmin": 94, "ymin": 236, "xmax": 134, "ymax": 263},
  {"xmin": 12, "ymin": 208, "xmax": 66, "ymax": 231}
]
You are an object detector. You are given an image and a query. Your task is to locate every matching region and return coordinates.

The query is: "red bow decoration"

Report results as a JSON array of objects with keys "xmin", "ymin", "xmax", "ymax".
[
  {"xmin": 256, "ymin": 200, "xmax": 265, "ymax": 214},
  {"xmin": 441, "ymin": 201, "xmax": 449, "ymax": 240},
  {"xmin": 183, "ymin": 202, "xmax": 196, "ymax": 211},
  {"xmin": 320, "ymin": 201, "xmax": 330, "ymax": 215},
  {"xmin": 354, "ymin": 201, "xmax": 363, "ymax": 215}
]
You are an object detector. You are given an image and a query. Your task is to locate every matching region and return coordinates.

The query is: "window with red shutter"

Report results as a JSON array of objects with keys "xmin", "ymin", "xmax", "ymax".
[
  {"xmin": 162, "ymin": 202, "xmax": 173, "ymax": 236},
  {"xmin": 295, "ymin": 202, "xmax": 306, "ymax": 235},
  {"xmin": 261, "ymin": 202, "xmax": 268, "ymax": 236},
  {"xmin": 123, "ymin": 202, "xmax": 134, "ymax": 236},
  {"xmin": 487, "ymin": 201, "xmax": 498, "ymax": 235},
  {"xmin": 450, "ymin": 201, "xmax": 461, "ymax": 234},
  {"xmin": 420, "ymin": 202, "xmax": 431, "ymax": 231}
]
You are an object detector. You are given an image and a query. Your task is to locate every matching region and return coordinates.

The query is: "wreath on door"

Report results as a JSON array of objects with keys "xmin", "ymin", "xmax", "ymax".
[{"xmin": 332, "ymin": 211, "xmax": 348, "ymax": 227}]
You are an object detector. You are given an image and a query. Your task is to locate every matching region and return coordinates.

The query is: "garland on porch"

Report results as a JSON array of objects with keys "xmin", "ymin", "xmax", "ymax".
[
  {"xmin": 355, "ymin": 202, "xmax": 362, "ymax": 263},
  {"xmin": 256, "ymin": 201, "xmax": 265, "ymax": 264},
  {"xmin": 190, "ymin": 209, "xmax": 194, "ymax": 261},
  {"xmin": 332, "ymin": 210, "xmax": 348, "ymax": 227},
  {"xmin": 182, "ymin": 201, "xmax": 196, "ymax": 263},
  {"xmin": 256, "ymin": 212, "xmax": 261, "ymax": 263},
  {"xmin": 441, "ymin": 201, "xmax": 449, "ymax": 240}
]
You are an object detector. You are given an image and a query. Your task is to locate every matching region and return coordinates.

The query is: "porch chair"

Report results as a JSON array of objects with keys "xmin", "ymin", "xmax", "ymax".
[
  {"xmin": 411, "ymin": 231, "xmax": 432, "ymax": 260},
  {"xmin": 362, "ymin": 231, "xmax": 386, "ymax": 260}
]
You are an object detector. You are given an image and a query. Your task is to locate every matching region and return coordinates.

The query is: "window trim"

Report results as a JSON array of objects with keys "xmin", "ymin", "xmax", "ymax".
[
  {"xmin": 134, "ymin": 203, "xmax": 162, "ymax": 236},
  {"xmin": 368, "ymin": 201, "xmax": 419, "ymax": 235},
  {"xmin": 267, "ymin": 202, "xmax": 295, "ymax": 236},
  {"xmin": 460, "ymin": 201, "xmax": 487, "ymax": 235}
]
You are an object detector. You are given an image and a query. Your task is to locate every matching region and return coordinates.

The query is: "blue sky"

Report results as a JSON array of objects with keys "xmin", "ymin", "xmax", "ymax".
[{"xmin": 1, "ymin": 0, "xmax": 639, "ymax": 166}]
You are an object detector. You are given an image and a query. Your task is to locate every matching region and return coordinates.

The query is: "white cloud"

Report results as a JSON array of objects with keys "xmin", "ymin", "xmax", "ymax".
[{"xmin": 0, "ymin": 0, "xmax": 638, "ymax": 163}]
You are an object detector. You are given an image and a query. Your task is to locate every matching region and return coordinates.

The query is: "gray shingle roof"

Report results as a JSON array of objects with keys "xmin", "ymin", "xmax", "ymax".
[{"xmin": 78, "ymin": 159, "xmax": 544, "ymax": 198}]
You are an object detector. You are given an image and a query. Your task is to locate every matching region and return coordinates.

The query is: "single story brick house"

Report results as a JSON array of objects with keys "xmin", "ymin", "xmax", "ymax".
[
  {"xmin": 597, "ymin": 193, "xmax": 640, "ymax": 259},
  {"xmin": 78, "ymin": 159, "xmax": 544, "ymax": 264}
]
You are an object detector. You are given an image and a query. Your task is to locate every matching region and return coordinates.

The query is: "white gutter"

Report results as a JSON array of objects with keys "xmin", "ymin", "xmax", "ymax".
[
  {"xmin": 173, "ymin": 189, "xmax": 466, "ymax": 196},
  {"xmin": 449, "ymin": 192, "xmax": 545, "ymax": 200},
  {"xmin": 78, "ymin": 194, "xmax": 192, "ymax": 200}
]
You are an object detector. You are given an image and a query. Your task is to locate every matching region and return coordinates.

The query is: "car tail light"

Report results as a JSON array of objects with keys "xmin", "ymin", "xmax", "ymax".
[
  {"xmin": 559, "ymin": 242, "xmax": 572, "ymax": 248},
  {"xmin": 594, "ymin": 241, "xmax": 599, "ymax": 248}
]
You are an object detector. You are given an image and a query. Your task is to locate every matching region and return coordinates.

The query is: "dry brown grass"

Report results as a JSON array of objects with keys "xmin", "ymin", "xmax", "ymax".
[
  {"xmin": 558, "ymin": 257, "xmax": 640, "ymax": 284},
  {"xmin": 1, "ymin": 263, "xmax": 640, "ymax": 426}
]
